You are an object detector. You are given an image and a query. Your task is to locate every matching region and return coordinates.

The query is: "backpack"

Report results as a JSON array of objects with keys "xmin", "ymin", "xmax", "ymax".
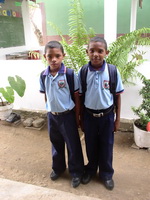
[
  {"xmin": 80, "ymin": 63, "xmax": 117, "ymax": 107},
  {"xmin": 40, "ymin": 68, "xmax": 74, "ymax": 101}
]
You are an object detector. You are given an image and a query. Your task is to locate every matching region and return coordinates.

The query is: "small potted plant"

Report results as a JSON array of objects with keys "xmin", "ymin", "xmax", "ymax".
[
  {"xmin": 0, "ymin": 75, "xmax": 26, "ymax": 120},
  {"xmin": 132, "ymin": 78, "xmax": 150, "ymax": 148}
]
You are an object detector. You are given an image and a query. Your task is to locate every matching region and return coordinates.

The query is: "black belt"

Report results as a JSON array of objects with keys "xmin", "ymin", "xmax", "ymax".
[
  {"xmin": 51, "ymin": 109, "xmax": 72, "ymax": 115},
  {"xmin": 85, "ymin": 106, "xmax": 113, "ymax": 117}
]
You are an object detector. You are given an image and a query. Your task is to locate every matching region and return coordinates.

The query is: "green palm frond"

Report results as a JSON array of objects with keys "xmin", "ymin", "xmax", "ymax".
[
  {"xmin": 106, "ymin": 27, "xmax": 150, "ymax": 84},
  {"xmin": 48, "ymin": 0, "xmax": 95, "ymax": 72},
  {"xmin": 68, "ymin": 0, "xmax": 95, "ymax": 46},
  {"xmin": 68, "ymin": 0, "xmax": 88, "ymax": 46},
  {"xmin": 63, "ymin": 44, "xmax": 88, "ymax": 71}
]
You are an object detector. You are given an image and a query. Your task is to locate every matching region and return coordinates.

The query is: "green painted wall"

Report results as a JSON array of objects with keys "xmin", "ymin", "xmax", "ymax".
[
  {"xmin": 117, "ymin": 0, "xmax": 131, "ymax": 34},
  {"xmin": 37, "ymin": 0, "xmax": 104, "ymax": 35},
  {"xmin": 36, "ymin": 0, "xmax": 69, "ymax": 35},
  {"xmin": 81, "ymin": 0, "xmax": 104, "ymax": 34},
  {"xmin": 45, "ymin": 0, "xmax": 69, "ymax": 35},
  {"xmin": 116, "ymin": 0, "xmax": 150, "ymax": 34},
  {"xmin": 136, "ymin": 0, "xmax": 150, "ymax": 29},
  {"xmin": 37, "ymin": 0, "xmax": 150, "ymax": 36}
]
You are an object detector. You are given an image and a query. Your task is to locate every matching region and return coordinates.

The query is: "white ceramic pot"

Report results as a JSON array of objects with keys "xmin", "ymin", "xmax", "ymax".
[
  {"xmin": 133, "ymin": 122, "xmax": 150, "ymax": 148},
  {"xmin": 0, "ymin": 103, "xmax": 13, "ymax": 120}
]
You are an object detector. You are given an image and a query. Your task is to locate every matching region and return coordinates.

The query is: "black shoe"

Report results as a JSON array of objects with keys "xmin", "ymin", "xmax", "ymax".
[
  {"xmin": 50, "ymin": 171, "xmax": 60, "ymax": 181},
  {"xmin": 81, "ymin": 172, "xmax": 92, "ymax": 184},
  {"xmin": 71, "ymin": 177, "xmax": 81, "ymax": 188},
  {"xmin": 6, "ymin": 113, "xmax": 21, "ymax": 123},
  {"xmin": 103, "ymin": 179, "xmax": 114, "ymax": 190}
]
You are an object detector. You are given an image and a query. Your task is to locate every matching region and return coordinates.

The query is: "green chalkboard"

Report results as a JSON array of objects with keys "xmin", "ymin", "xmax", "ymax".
[{"xmin": 0, "ymin": 16, "xmax": 25, "ymax": 48}]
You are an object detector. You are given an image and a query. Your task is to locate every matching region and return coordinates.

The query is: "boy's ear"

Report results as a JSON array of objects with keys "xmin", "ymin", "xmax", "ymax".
[
  {"xmin": 86, "ymin": 49, "xmax": 88, "ymax": 54},
  {"xmin": 106, "ymin": 50, "xmax": 109, "ymax": 55},
  {"xmin": 43, "ymin": 54, "xmax": 46, "ymax": 59},
  {"xmin": 63, "ymin": 53, "xmax": 66, "ymax": 57}
]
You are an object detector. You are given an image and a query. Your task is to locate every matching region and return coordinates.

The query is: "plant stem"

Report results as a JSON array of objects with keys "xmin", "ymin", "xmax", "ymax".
[{"xmin": 0, "ymin": 96, "xmax": 4, "ymax": 106}]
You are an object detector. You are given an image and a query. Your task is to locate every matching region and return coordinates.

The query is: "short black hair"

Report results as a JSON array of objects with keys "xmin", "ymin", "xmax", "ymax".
[
  {"xmin": 44, "ymin": 41, "xmax": 64, "ymax": 54},
  {"xmin": 88, "ymin": 36, "xmax": 107, "ymax": 50}
]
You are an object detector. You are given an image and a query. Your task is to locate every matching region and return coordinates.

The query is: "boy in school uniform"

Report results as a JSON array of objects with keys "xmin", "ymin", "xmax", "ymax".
[
  {"xmin": 79, "ymin": 37, "xmax": 124, "ymax": 190},
  {"xmin": 39, "ymin": 41, "xmax": 84, "ymax": 188}
]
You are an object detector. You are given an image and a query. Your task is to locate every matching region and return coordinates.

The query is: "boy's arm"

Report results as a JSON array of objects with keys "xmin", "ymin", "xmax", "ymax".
[
  {"xmin": 77, "ymin": 69, "xmax": 85, "ymax": 132},
  {"xmin": 73, "ymin": 71, "xmax": 82, "ymax": 128},
  {"xmin": 39, "ymin": 72, "xmax": 47, "ymax": 102},
  {"xmin": 114, "ymin": 94, "xmax": 121, "ymax": 132},
  {"xmin": 79, "ymin": 94, "xmax": 84, "ymax": 132},
  {"xmin": 44, "ymin": 93, "xmax": 47, "ymax": 103},
  {"xmin": 74, "ymin": 91, "xmax": 80, "ymax": 128},
  {"xmin": 114, "ymin": 68, "xmax": 124, "ymax": 132}
]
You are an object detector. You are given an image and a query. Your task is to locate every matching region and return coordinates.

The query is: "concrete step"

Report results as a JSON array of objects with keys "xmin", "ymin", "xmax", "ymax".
[{"xmin": 0, "ymin": 178, "xmax": 100, "ymax": 200}]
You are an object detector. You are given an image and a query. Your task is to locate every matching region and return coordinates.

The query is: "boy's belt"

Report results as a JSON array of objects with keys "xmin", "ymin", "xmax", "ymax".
[
  {"xmin": 85, "ymin": 106, "xmax": 113, "ymax": 118},
  {"xmin": 51, "ymin": 109, "xmax": 72, "ymax": 115}
]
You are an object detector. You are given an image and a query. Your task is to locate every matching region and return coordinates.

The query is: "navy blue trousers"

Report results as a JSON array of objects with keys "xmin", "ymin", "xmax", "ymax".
[
  {"xmin": 47, "ymin": 110, "xmax": 84, "ymax": 178},
  {"xmin": 84, "ymin": 109, "xmax": 114, "ymax": 180}
]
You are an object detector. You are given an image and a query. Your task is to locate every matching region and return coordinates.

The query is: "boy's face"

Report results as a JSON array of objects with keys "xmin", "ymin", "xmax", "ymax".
[
  {"xmin": 86, "ymin": 41, "xmax": 109, "ymax": 68},
  {"xmin": 44, "ymin": 48, "xmax": 65, "ymax": 70}
]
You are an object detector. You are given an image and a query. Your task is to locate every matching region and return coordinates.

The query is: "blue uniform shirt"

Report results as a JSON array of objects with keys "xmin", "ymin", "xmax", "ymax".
[
  {"xmin": 40, "ymin": 63, "xmax": 79, "ymax": 112},
  {"xmin": 78, "ymin": 61, "xmax": 124, "ymax": 110}
]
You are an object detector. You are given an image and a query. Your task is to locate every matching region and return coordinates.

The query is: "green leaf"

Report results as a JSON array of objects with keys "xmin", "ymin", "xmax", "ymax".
[
  {"xmin": 0, "ymin": 87, "xmax": 14, "ymax": 103},
  {"xmin": 8, "ymin": 75, "xmax": 26, "ymax": 97}
]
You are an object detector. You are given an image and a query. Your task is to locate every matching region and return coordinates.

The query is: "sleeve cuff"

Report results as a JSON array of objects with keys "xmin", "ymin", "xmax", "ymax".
[
  {"xmin": 74, "ymin": 88, "xmax": 79, "ymax": 93},
  {"xmin": 39, "ymin": 90, "xmax": 45, "ymax": 93},
  {"xmin": 116, "ymin": 89, "xmax": 124, "ymax": 95}
]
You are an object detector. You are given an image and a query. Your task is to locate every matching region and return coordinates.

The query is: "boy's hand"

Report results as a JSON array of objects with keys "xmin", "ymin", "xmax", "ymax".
[
  {"xmin": 114, "ymin": 94, "xmax": 121, "ymax": 133},
  {"xmin": 74, "ymin": 92, "xmax": 80, "ymax": 128},
  {"xmin": 75, "ymin": 112, "xmax": 80, "ymax": 128},
  {"xmin": 114, "ymin": 119, "xmax": 120, "ymax": 132}
]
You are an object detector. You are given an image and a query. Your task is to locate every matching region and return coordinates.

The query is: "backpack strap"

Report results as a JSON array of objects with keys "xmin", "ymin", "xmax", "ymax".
[
  {"xmin": 108, "ymin": 64, "xmax": 117, "ymax": 107},
  {"xmin": 80, "ymin": 64, "xmax": 88, "ymax": 102},
  {"xmin": 40, "ymin": 68, "xmax": 75, "ymax": 101},
  {"xmin": 80, "ymin": 63, "xmax": 117, "ymax": 107},
  {"xmin": 40, "ymin": 70, "xmax": 46, "ymax": 91},
  {"xmin": 66, "ymin": 68, "xmax": 74, "ymax": 102}
]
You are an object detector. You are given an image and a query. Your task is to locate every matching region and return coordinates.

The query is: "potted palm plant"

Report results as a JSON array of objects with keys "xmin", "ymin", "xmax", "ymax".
[
  {"xmin": 0, "ymin": 75, "xmax": 26, "ymax": 120},
  {"xmin": 132, "ymin": 79, "xmax": 150, "ymax": 148}
]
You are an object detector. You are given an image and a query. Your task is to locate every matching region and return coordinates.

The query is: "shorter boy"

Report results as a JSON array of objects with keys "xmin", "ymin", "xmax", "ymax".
[
  {"xmin": 39, "ymin": 41, "xmax": 84, "ymax": 188},
  {"xmin": 79, "ymin": 37, "xmax": 124, "ymax": 190}
]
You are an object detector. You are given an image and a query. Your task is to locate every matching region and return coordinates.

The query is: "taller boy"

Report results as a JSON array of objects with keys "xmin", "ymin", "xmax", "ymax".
[{"xmin": 79, "ymin": 37, "xmax": 124, "ymax": 190}]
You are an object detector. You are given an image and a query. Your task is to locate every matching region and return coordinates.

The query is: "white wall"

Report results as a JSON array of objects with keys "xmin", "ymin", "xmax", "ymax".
[
  {"xmin": 0, "ymin": 60, "xmax": 46, "ymax": 111},
  {"xmin": 104, "ymin": 0, "xmax": 117, "ymax": 46},
  {"xmin": 0, "ymin": 48, "xmax": 150, "ymax": 119}
]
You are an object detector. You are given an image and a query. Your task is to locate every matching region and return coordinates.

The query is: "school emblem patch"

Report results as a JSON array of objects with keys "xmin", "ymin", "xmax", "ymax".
[
  {"xmin": 103, "ymin": 80, "xmax": 110, "ymax": 89},
  {"xmin": 58, "ymin": 80, "xmax": 66, "ymax": 88}
]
